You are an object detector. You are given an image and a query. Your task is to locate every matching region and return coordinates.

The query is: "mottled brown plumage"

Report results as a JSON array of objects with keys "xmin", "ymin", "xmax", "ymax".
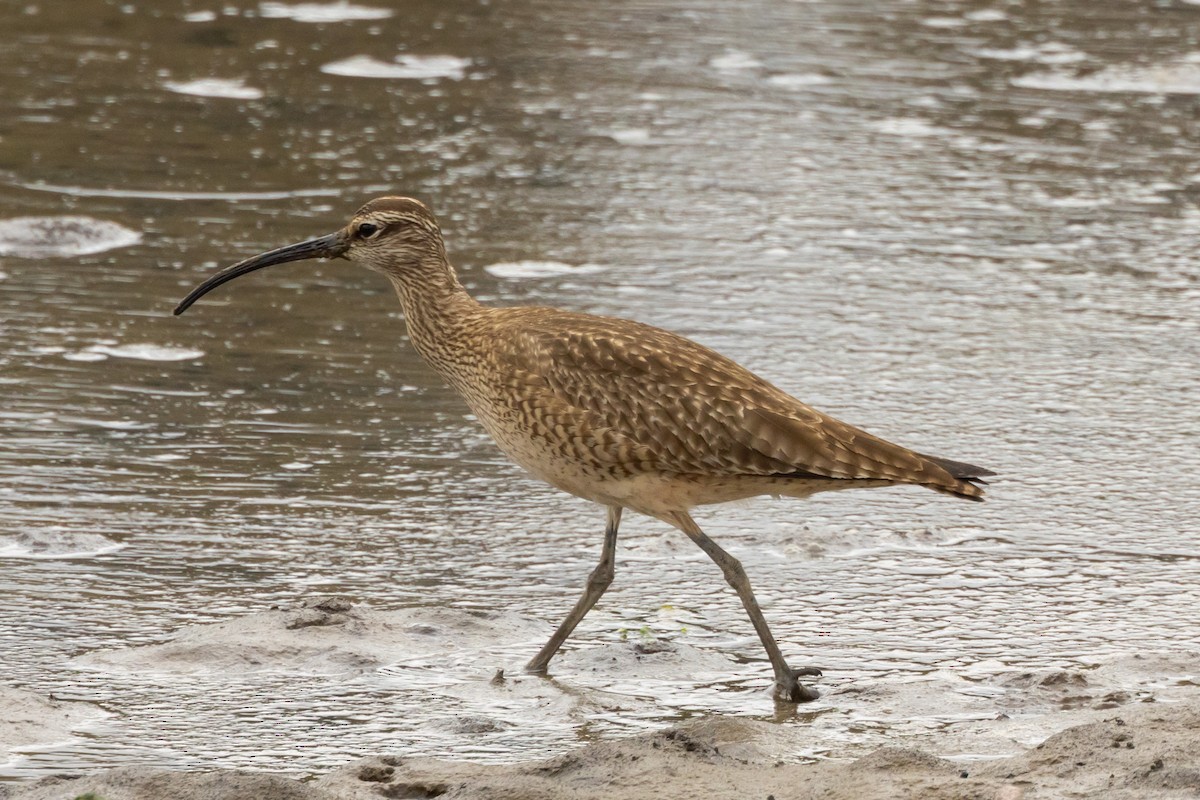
[{"xmin": 176, "ymin": 196, "xmax": 994, "ymax": 703}]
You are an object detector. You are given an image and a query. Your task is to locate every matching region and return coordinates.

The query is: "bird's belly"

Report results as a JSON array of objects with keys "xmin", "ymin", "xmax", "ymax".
[
  {"xmin": 470, "ymin": 407, "xmax": 617, "ymax": 504},
  {"xmin": 457, "ymin": 393, "xmax": 633, "ymax": 506},
  {"xmin": 465, "ymin": 400, "xmax": 848, "ymax": 516}
]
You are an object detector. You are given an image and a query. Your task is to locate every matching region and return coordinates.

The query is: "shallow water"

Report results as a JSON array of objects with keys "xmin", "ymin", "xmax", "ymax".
[{"xmin": 1, "ymin": 0, "xmax": 1198, "ymax": 782}]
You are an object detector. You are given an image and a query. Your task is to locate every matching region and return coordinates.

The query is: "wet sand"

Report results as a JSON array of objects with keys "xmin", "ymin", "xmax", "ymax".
[
  {"xmin": 7, "ymin": 703, "xmax": 1200, "ymax": 800},
  {"xmin": 3, "ymin": 599, "xmax": 1198, "ymax": 799}
]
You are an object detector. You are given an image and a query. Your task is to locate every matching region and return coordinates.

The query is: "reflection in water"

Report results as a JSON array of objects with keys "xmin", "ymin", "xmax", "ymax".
[{"xmin": 1, "ymin": 0, "xmax": 1199, "ymax": 782}]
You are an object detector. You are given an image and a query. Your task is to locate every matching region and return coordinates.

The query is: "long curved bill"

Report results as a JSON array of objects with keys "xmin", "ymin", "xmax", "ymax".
[{"xmin": 173, "ymin": 232, "xmax": 348, "ymax": 316}]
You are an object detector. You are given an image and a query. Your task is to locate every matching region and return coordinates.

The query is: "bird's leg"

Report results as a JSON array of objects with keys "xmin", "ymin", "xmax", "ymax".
[
  {"xmin": 667, "ymin": 511, "xmax": 820, "ymax": 703},
  {"xmin": 526, "ymin": 506, "xmax": 622, "ymax": 674}
]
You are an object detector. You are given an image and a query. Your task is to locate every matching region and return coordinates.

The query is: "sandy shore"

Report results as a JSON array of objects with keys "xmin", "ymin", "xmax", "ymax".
[
  {"xmin": 3, "ymin": 599, "xmax": 1198, "ymax": 800},
  {"xmin": 4, "ymin": 700, "xmax": 1199, "ymax": 800}
]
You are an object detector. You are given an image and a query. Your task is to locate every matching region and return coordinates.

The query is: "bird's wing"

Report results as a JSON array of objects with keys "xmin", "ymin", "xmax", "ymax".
[{"xmin": 494, "ymin": 309, "xmax": 970, "ymax": 492}]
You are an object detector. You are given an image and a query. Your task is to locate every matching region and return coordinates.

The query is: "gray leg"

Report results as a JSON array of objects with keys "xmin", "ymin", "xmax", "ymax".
[
  {"xmin": 527, "ymin": 506, "xmax": 622, "ymax": 673},
  {"xmin": 667, "ymin": 511, "xmax": 819, "ymax": 703}
]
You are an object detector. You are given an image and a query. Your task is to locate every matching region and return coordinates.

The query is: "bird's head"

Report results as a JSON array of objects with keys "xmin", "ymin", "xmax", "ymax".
[{"xmin": 174, "ymin": 196, "xmax": 445, "ymax": 315}]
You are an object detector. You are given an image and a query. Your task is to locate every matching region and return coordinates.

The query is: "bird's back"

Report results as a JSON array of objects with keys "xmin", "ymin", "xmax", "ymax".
[{"xmin": 447, "ymin": 306, "xmax": 990, "ymax": 508}]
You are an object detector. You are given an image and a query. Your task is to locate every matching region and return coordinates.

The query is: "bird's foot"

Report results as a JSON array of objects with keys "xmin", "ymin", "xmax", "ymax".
[{"xmin": 773, "ymin": 667, "xmax": 822, "ymax": 703}]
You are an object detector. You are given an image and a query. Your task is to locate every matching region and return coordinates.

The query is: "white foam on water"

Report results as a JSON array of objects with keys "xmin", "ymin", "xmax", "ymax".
[
  {"xmin": 62, "ymin": 351, "xmax": 109, "ymax": 362},
  {"xmin": 970, "ymin": 42, "xmax": 1087, "ymax": 65},
  {"xmin": 766, "ymin": 73, "xmax": 832, "ymax": 89},
  {"xmin": 259, "ymin": 1, "xmax": 393, "ymax": 22},
  {"xmin": 607, "ymin": 128, "xmax": 652, "ymax": 145},
  {"xmin": 11, "ymin": 182, "xmax": 338, "ymax": 201},
  {"xmin": 0, "ymin": 216, "xmax": 141, "ymax": 258},
  {"xmin": 964, "ymin": 8, "xmax": 1007, "ymax": 22},
  {"xmin": 320, "ymin": 54, "xmax": 471, "ymax": 80},
  {"xmin": 0, "ymin": 529, "xmax": 124, "ymax": 559},
  {"xmin": 871, "ymin": 117, "xmax": 950, "ymax": 137},
  {"xmin": 184, "ymin": 10, "xmax": 217, "ymax": 22},
  {"xmin": 85, "ymin": 344, "xmax": 206, "ymax": 362},
  {"xmin": 921, "ymin": 16, "xmax": 966, "ymax": 28},
  {"xmin": 710, "ymin": 51, "xmax": 763, "ymax": 71},
  {"xmin": 163, "ymin": 79, "xmax": 265, "ymax": 100},
  {"xmin": 1013, "ymin": 56, "xmax": 1200, "ymax": 94},
  {"xmin": 58, "ymin": 417, "xmax": 150, "ymax": 431},
  {"xmin": 483, "ymin": 261, "xmax": 606, "ymax": 279}
]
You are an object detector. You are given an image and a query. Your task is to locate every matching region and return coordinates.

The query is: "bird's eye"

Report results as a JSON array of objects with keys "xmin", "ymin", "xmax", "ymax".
[{"xmin": 356, "ymin": 222, "xmax": 381, "ymax": 239}]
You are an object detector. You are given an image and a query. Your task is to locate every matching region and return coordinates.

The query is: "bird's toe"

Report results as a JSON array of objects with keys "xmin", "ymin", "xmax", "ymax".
[{"xmin": 774, "ymin": 671, "xmax": 821, "ymax": 703}]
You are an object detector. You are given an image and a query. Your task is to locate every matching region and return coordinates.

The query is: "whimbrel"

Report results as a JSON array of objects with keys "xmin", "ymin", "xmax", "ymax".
[{"xmin": 175, "ymin": 197, "xmax": 993, "ymax": 702}]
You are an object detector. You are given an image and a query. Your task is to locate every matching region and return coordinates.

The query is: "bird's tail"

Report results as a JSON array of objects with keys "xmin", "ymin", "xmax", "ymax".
[{"xmin": 919, "ymin": 454, "xmax": 995, "ymax": 501}]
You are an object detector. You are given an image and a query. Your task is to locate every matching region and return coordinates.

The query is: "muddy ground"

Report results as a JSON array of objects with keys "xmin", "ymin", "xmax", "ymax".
[{"xmin": 2, "ymin": 599, "xmax": 1198, "ymax": 800}]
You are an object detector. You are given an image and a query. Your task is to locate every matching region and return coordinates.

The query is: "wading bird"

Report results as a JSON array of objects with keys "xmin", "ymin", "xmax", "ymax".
[{"xmin": 175, "ymin": 197, "xmax": 992, "ymax": 702}]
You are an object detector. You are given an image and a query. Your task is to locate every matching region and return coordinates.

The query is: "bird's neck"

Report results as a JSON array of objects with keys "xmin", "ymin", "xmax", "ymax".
[{"xmin": 387, "ymin": 257, "xmax": 485, "ymax": 373}]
